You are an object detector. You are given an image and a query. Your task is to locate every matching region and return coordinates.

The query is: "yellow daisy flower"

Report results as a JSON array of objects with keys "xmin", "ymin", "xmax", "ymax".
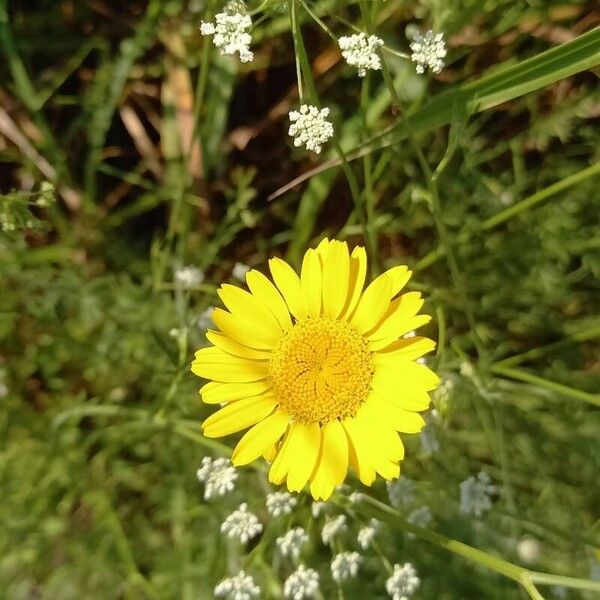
[{"xmin": 191, "ymin": 239, "xmax": 439, "ymax": 500}]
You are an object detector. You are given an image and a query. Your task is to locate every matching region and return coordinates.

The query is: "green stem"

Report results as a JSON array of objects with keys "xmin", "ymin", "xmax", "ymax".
[
  {"xmin": 491, "ymin": 365, "xmax": 600, "ymax": 407},
  {"xmin": 529, "ymin": 572, "xmax": 600, "ymax": 593}
]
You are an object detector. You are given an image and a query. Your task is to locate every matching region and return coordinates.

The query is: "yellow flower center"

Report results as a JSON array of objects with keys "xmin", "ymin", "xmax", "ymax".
[{"xmin": 270, "ymin": 317, "xmax": 374, "ymax": 424}]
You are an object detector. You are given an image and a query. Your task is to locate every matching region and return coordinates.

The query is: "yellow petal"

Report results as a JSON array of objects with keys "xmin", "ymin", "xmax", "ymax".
[
  {"xmin": 350, "ymin": 272, "xmax": 392, "ymax": 334},
  {"xmin": 369, "ymin": 397, "xmax": 427, "ymax": 433},
  {"xmin": 269, "ymin": 426, "xmax": 294, "ymax": 484},
  {"xmin": 269, "ymin": 258, "xmax": 307, "ymax": 320},
  {"xmin": 218, "ymin": 284, "xmax": 283, "ymax": 336},
  {"xmin": 200, "ymin": 380, "xmax": 272, "ymax": 404},
  {"xmin": 232, "ymin": 410, "xmax": 290, "ymax": 466},
  {"xmin": 206, "ymin": 330, "xmax": 271, "ymax": 360},
  {"xmin": 263, "ymin": 444, "xmax": 277, "ymax": 462},
  {"xmin": 367, "ymin": 292, "xmax": 424, "ymax": 341},
  {"xmin": 300, "ymin": 249, "xmax": 322, "ymax": 318},
  {"xmin": 246, "ymin": 269, "xmax": 293, "ymax": 331},
  {"xmin": 376, "ymin": 360, "xmax": 440, "ymax": 392},
  {"xmin": 368, "ymin": 315, "xmax": 432, "ymax": 351},
  {"xmin": 212, "ymin": 307, "xmax": 280, "ymax": 350},
  {"xmin": 342, "ymin": 414, "xmax": 376, "ymax": 485},
  {"xmin": 285, "ymin": 422, "xmax": 321, "ymax": 492},
  {"xmin": 361, "ymin": 400, "xmax": 405, "ymax": 461},
  {"xmin": 309, "ymin": 420, "xmax": 348, "ymax": 500},
  {"xmin": 315, "ymin": 237, "xmax": 331, "ymax": 256},
  {"xmin": 191, "ymin": 346, "xmax": 269, "ymax": 383},
  {"xmin": 202, "ymin": 394, "xmax": 277, "ymax": 438},
  {"xmin": 370, "ymin": 384, "xmax": 431, "ymax": 412},
  {"xmin": 321, "ymin": 240, "xmax": 350, "ymax": 319},
  {"xmin": 387, "ymin": 266, "xmax": 411, "ymax": 298},
  {"xmin": 373, "ymin": 337, "xmax": 436, "ymax": 365},
  {"xmin": 339, "ymin": 246, "xmax": 367, "ymax": 320}
]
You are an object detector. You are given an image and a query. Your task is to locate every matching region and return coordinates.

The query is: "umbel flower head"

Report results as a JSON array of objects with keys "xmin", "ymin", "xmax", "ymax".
[
  {"xmin": 200, "ymin": 1, "xmax": 253, "ymax": 63},
  {"xmin": 191, "ymin": 239, "xmax": 439, "ymax": 500},
  {"xmin": 409, "ymin": 30, "xmax": 447, "ymax": 74},
  {"xmin": 288, "ymin": 105, "xmax": 334, "ymax": 154},
  {"xmin": 338, "ymin": 33, "xmax": 383, "ymax": 77}
]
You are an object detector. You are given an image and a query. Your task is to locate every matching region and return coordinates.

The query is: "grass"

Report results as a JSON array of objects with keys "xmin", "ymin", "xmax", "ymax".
[{"xmin": 1, "ymin": 1, "xmax": 599, "ymax": 599}]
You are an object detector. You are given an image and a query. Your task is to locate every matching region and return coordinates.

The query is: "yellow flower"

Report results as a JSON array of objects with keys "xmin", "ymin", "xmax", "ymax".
[{"xmin": 191, "ymin": 239, "xmax": 439, "ymax": 500}]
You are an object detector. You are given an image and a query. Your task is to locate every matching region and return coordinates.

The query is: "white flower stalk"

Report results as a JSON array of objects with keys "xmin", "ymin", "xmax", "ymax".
[
  {"xmin": 459, "ymin": 471, "xmax": 497, "ymax": 517},
  {"xmin": 232, "ymin": 261, "xmax": 250, "ymax": 281},
  {"xmin": 311, "ymin": 501, "xmax": 327, "ymax": 518},
  {"xmin": 288, "ymin": 105, "xmax": 334, "ymax": 154},
  {"xmin": 321, "ymin": 514, "xmax": 347, "ymax": 545},
  {"xmin": 386, "ymin": 477, "xmax": 415, "ymax": 508},
  {"xmin": 339, "ymin": 33, "xmax": 383, "ymax": 77},
  {"xmin": 331, "ymin": 552, "xmax": 362, "ymax": 583},
  {"xmin": 175, "ymin": 265, "xmax": 204, "ymax": 289},
  {"xmin": 358, "ymin": 518, "xmax": 379, "ymax": 550},
  {"xmin": 409, "ymin": 30, "xmax": 446, "ymax": 74},
  {"xmin": 221, "ymin": 503, "xmax": 263, "ymax": 543},
  {"xmin": 284, "ymin": 565, "xmax": 320, "ymax": 599},
  {"xmin": 214, "ymin": 570, "xmax": 260, "ymax": 600},
  {"xmin": 276, "ymin": 527, "xmax": 309, "ymax": 561},
  {"xmin": 196, "ymin": 456, "xmax": 237, "ymax": 500},
  {"xmin": 266, "ymin": 491, "xmax": 297, "ymax": 517},
  {"xmin": 386, "ymin": 563, "xmax": 420, "ymax": 600},
  {"xmin": 200, "ymin": 2, "xmax": 253, "ymax": 63}
]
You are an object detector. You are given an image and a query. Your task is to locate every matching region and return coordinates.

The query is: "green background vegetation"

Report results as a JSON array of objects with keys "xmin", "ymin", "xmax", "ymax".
[{"xmin": 0, "ymin": 0, "xmax": 599, "ymax": 598}]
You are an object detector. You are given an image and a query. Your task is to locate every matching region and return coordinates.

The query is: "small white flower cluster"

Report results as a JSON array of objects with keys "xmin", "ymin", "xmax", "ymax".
[
  {"xmin": 196, "ymin": 456, "xmax": 237, "ymax": 500},
  {"xmin": 331, "ymin": 552, "xmax": 362, "ymax": 583},
  {"xmin": 386, "ymin": 563, "xmax": 420, "ymax": 600},
  {"xmin": 407, "ymin": 506, "xmax": 432, "ymax": 529},
  {"xmin": 338, "ymin": 33, "xmax": 383, "ymax": 77},
  {"xmin": 284, "ymin": 564, "xmax": 320, "ymax": 600},
  {"xmin": 288, "ymin": 105, "xmax": 334, "ymax": 154},
  {"xmin": 387, "ymin": 477, "xmax": 415, "ymax": 508},
  {"xmin": 358, "ymin": 519, "xmax": 379, "ymax": 550},
  {"xmin": 174, "ymin": 265, "xmax": 204, "ymax": 289},
  {"xmin": 200, "ymin": 3, "xmax": 253, "ymax": 63},
  {"xmin": 409, "ymin": 30, "xmax": 447, "ymax": 74},
  {"xmin": 311, "ymin": 501, "xmax": 327, "ymax": 518},
  {"xmin": 214, "ymin": 570, "xmax": 260, "ymax": 600},
  {"xmin": 459, "ymin": 471, "xmax": 497, "ymax": 517},
  {"xmin": 266, "ymin": 491, "xmax": 297, "ymax": 517},
  {"xmin": 232, "ymin": 262, "xmax": 250, "ymax": 281},
  {"xmin": 348, "ymin": 491, "xmax": 364, "ymax": 503},
  {"xmin": 197, "ymin": 306, "xmax": 215, "ymax": 331},
  {"xmin": 276, "ymin": 527, "xmax": 309, "ymax": 561},
  {"xmin": 321, "ymin": 514, "xmax": 347, "ymax": 545},
  {"xmin": 221, "ymin": 503, "xmax": 263, "ymax": 543}
]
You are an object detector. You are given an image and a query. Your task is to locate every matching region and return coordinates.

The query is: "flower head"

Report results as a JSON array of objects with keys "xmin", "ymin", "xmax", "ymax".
[
  {"xmin": 387, "ymin": 477, "xmax": 415, "ymax": 508},
  {"xmin": 214, "ymin": 570, "xmax": 260, "ymax": 600},
  {"xmin": 331, "ymin": 552, "xmax": 362, "ymax": 582},
  {"xmin": 196, "ymin": 456, "xmax": 238, "ymax": 500},
  {"xmin": 311, "ymin": 501, "xmax": 327, "ymax": 518},
  {"xmin": 321, "ymin": 514, "xmax": 347, "ymax": 545},
  {"xmin": 191, "ymin": 239, "xmax": 439, "ymax": 500},
  {"xmin": 460, "ymin": 471, "xmax": 497, "ymax": 517},
  {"xmin": 386, "ymin": 563, "xmax": 420, "ymax": 600},
  {"xmin": 409, "ymin": 30, "xmax": 446, "ymax": 74},
  {"xmin": 200, "ymin": 2, "xmax": 253, "ymax": 63},
  {"xmin": 232, "ymin": 262, "xmax": 250, "ymax": 281},
  {"xmin": 175, "ymin": 265, "xmax": 204, "ymax": 289},
  {"xmin": 284, "ymin": 565, "xmax": 320, "ymax": 599},
  {"xmin": 266, "ymin": 491, "xmax": 297, "ymax": 517},
  {"xmin": 288, "ymin": 105, "xmax": 334, "ymax": 154},
  {"xmin": 339, "ymin": 33, "xmax": 383, "ymax": 77},
  {"xmin": 276, "ymin": 527, "xmax": 309, "ymax": 561},
  {"xmin": 197, "ymin": 306, "xmax": 215, "ymax": 331},
  {"xmin": 221, "ymin": 503, "xmax": 263, "ymax": 543},
  {"xmin": 358, "ymin": 518, "xmax": 379, "ymax": 550}
]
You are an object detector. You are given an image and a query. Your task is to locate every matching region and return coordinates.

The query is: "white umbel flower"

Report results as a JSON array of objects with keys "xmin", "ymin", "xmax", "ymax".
[
  {"xmin": 200, "ymin": 2, "xmax": 253, "ymax": 63},
  {"xmin": 358, "ymin": 519, "xmax": 379, "ymax": 550},
  {"xmin": 276, "ymin": 527, "xmax": 309, "ymax": 561},
  {"xmin": 214, "ymin": 570, "xmax": 260, "ymax": 600},
  {"xmin": 196, "ymin": 456, "xmax": 237, "ymax": 500},
  {"xmin": 288, "ymin": 105, "xmax": 334, "ymax": 154},
  {"xmin": 221, "ymin": 503, "xmax": 263, "ymax": 543},
  {"xmin": 386, "ymin": 477, "xmax": 415, "ymax": 508},
  {"xmin": 311, "ymin": 501, "xmax": 327, "ymax": 519},
  {"xmin": 339, "ymin": 33, "xmax": 383, "ymax": 77},
  {"xmin": 407, "ymin": 506, "xmax": 432, "ymax": 529},
  {"xmin": 386, "ymin": 563, "xmax": 420, "ymax": 600},
  {"xmin": 175, "ymin": 265, "xmax": 204, "ymax": 289},
  {"xmin": 331, "ymin": 552, "xmax": 362, "ymax": 582},
  {"xmin": 284, "ymin": 565, "xmax": 320, "ymax": 600},
  {"xmin": 321, "ymin": 514, "xmax": 347, "ymax": 545},
  {"xmin": 197, "ymin": 306, "xmax": 215, "ymax": 331},
  {"xmin": 409, "ymin": 30, "xmax": 447, "ymax": 74},
  {"xmin": 459, "ymin": 471, "xmax": 497, "ymax": 517},
  {"xmin": 232, "ymin": 262, "xmax": 250, "ymax": 281},
  {"xmin": 266, "ymin": 491, "xmax": 297, "ymax": 517}
]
